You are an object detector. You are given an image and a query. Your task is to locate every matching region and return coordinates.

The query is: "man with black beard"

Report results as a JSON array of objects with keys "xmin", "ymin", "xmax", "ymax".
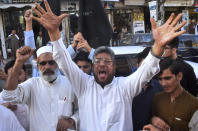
[
  {"xmin": 30, "ymin": 0, "xmax": 187, "ymax": 130},
  {"xmin": 2, "ymin": 46, "xmax": 78, "ymax": 131}
]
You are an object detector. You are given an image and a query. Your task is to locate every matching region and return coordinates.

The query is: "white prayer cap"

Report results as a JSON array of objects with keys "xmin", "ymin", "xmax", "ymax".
[{"xmin": 36, "ymin": 46, "xmax": 52, "ymax": 58}]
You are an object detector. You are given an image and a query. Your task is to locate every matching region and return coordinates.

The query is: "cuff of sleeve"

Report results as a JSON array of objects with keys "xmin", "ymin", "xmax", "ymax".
[
  {"xmin": 150, "ymin": 48, "xmax": 162, "ymax": 59},
  {"xmin": 70, "ymin": 114, "xmax": 79, "ymax": 130},
  {"xmin": 88, "ymin": 48, "xmax": 95, "ymax": 61},
  {"xmin": 24, "ymin": 30, "xmax": 34, "ymax": 38},
  {"xmin": 67, "ymin": 45, "xmax": 76, "ymax": 58},
  {"xmin": 1, "ymin": 88, "xmax": 22, "ymax": 103}
]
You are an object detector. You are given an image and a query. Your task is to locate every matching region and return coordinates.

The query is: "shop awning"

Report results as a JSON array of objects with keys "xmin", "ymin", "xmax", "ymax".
[
  {"xmin": 164, "ymin": 0, "xmax": 194, "ymax": 7},
  {"xmin": 125, "ymin": 0, "xmax": 145, "ymax": 6},
  {"xmin": 0, "ymin": 3, "xmax": 34, "ymax": 9}
]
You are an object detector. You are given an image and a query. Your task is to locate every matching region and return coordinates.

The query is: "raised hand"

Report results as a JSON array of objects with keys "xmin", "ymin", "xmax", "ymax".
[
  {"xmin": 31, "ymin": 0, "xmax": 67, "ymax": 33},
  {"xmin": 72, "ymin": 32, "xmax": 85, "ymax": 49},
  {"xmin": 16, "ymin": 46, "xmax": 34, "ymax": 65},
  {"xmin": 151, "ymin": 13, "xmax": 186, "ymax": 56},
  {"xmin": 24, "ymin": 9, "xmax": 32, "ymax": 22},
  {"xmin": 77, "ymin": 40, "xmax": 92, "ymax": 53},
  {"xmin": 24, "ymin": 9, "xmax": 33, "ymax": 31}
]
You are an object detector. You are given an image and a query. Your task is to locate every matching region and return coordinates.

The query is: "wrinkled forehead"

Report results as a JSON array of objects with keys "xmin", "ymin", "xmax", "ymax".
[
  {"xmin": 95, "ymin": 52, "xmax": 112, "ymax": 59},
  {"xmin": 37, "ymin": 52, "xmax": 53, "ymax": 62}
]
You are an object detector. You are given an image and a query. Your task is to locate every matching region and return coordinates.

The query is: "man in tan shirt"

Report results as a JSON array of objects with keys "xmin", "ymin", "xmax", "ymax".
[{"xmin": 151, "ymin": 58, "xmax": 198, "ymax": 131}]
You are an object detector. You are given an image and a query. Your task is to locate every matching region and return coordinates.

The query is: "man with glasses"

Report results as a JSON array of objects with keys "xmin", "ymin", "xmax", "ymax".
[
  {"xmin": 162, "ymin": 37, "xmax": 198, "ymax": 96},
  {"xmin": 29, "ymin": 0, "xmax": 187, "ymax": 130},
  {"xmin": 2, "ymin": 46, "xmax": 78, "ymax": 131}
]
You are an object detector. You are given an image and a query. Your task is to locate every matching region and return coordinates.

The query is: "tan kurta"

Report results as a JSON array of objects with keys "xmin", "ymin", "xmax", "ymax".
[{"xmin": 152, "ymin": 90, "xmax": 198, "ymax": 131}]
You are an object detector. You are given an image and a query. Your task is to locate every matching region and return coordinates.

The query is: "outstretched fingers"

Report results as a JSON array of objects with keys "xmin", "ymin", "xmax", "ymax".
[
  {"xmin": 173, "ymin": 30, "xmax": 186, "ymax": 38},
  {"xmin": 174, "ymin": 20, "xmax": 187, "ymax": 32},
  {"xmin": 170, "ymin": 13, "xmax": 183, "ymax": 27},
  {"xmin": 150, "ymin": 18, "xmax": 157, "ymax": 30},
  {"xmin": 32, "ymin": 7, "xmax": 42, "ymax": 17},
  {"xmin": 165, "ymin": 13, "xmax": 175, "ymax": 25},
  {"xmin": 35, "ymin": 2, "xmax": 46, "ymax": 15},
  {"xmin": 59, "ymin": 14, "xmax": 68, "ymax": 21},
  {"xmin": 44, "ymin": 0, "xmax": 52, "ymax": 13}
]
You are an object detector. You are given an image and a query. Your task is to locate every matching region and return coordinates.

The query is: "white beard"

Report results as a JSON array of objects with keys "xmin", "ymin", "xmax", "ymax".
[{"xmin": 39, "ymin": 68, "xmax": 58, "ymax": 82}]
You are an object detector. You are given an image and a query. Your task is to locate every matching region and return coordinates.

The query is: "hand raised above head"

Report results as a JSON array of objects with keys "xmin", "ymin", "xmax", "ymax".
[
  {"xmin": 151, "ymin": 13, "xmax": 186, "ymax": 57},
  {"xmin": 77, "ymin": 40, "xmax": 92, "ymax": 53},
  {"xmin": 24, "ymin": 9, "xmax": 32, "ymax": 22},
  {"xmin": 31, "ymin": 0, "xmax": 67, "ymax": 32},
  {"xmin": 16, "ymin": 46, "xmax": 34, "ymax": 64}
]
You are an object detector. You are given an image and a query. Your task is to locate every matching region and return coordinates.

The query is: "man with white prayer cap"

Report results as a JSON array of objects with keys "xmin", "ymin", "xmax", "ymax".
[{"xmin": 2, "ymin": 45, "xmax": 78, "ymax": 131}]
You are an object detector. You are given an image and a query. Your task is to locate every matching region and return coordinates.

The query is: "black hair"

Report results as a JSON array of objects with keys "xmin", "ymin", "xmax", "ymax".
[
  {"xmin": 93, "ymin": 46, "xmax": 115, "ymax": 63},
  {"xmin": 4, "ymin": 60, "xmax": 26, "ymax": 74},
  {"xmin": 73, "ymin": 51, "xmax": 92, "ymax": 64},
  {"xmin": 167, "ymin": 37, "xmax": 179, "ymax": 48},
  {"xmin": 159, "ymin": 57, "xmax": 182, "ymax": 76},
  {"xmin": 137, "ymin": 47, "xmax": 151, "ymax": 64}
]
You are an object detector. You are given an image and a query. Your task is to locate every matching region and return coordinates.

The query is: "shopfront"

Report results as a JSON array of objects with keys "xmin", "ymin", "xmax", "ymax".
[{"xmin": 0, "ymin": 4, "xmax": 33, "ymax": 59}]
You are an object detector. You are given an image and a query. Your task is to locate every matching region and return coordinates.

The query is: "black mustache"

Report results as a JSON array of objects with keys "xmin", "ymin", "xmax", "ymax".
[{"xmin": 43, "ymin": 69, "xmax": 54, "ymax": 75}]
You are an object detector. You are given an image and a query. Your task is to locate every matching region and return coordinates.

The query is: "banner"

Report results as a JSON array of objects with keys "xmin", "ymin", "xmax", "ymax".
[
  {"xmin": 78, "ymin": 0, "xmax": 113, "ymax": 48},
  {"xmin": 149, "ymin": 1, "xmax": 157, "ymax": 21},
  {"xmin": 133, "ymin": 12, "xmax": 145, "ymax": 34}
]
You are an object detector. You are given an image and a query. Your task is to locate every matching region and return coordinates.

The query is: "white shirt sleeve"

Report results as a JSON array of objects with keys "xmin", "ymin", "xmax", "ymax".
[
  {"xmin": 121, "ymin": 52, "xmax": 160, "ymax": 101},
  {"xmin": 52, "ymin": 38, "xmax": 90, "ymax": 97},
  {"xmin": 67, "ymin": 45, "xmax": 76, "ymax": 59},
  {"xmin": 0, "ymin": 105, "xmax": 25, "ymax": 131},
  {"xmin": 2, "ymin": 79, "xmax": 32, "ymax": 105}
]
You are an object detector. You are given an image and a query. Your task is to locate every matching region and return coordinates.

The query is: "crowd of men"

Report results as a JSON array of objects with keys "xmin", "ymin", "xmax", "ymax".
[{"xmin": 0, "ymin": 0, "xmax": 198, "ymax": 131}]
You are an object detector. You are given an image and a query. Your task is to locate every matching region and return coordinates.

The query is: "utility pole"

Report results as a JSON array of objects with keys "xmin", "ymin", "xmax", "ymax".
[{"xmin": 158, "ymin": 0, "xmax": 166, "ymax": 25}]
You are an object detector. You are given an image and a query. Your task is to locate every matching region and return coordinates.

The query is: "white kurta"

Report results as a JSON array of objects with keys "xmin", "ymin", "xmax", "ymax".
[
  {"xmin": 2, "ymin": 75, "xmax": 77, "ymax": 131},
  {"xmin": 0, "ymin": 105, "xmax": 25, "ymax": 131},
  {"xmin": 51, "ymin": 38, "xmax": 160, "ymax": 131}
]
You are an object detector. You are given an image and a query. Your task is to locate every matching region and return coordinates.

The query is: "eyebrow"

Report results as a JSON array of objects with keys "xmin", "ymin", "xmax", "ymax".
[{"xmin": 158, "ymin": 76, "xmax": 172, "ymax": 80}]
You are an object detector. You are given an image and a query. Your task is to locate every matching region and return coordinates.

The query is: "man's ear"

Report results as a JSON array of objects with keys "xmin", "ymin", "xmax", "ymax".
[{"xmin": 177, "ymin": 72, "xmax": 183, "ymax": 81}]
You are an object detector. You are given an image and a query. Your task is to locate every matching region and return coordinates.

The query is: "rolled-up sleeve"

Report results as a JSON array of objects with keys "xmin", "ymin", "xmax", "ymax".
[{"xmin": 2, "ymin": 79, "xmax": 32, "ymax": 105}]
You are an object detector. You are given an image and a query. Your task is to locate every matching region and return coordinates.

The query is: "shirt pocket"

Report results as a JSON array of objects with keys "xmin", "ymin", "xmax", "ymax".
[
  {"xmin": 106, "ymin": 101, "xmax": 122, "ymax": 124},
  {"xmin": 58, "ymin": 99, "xmax": 72, "ymax": 118}
]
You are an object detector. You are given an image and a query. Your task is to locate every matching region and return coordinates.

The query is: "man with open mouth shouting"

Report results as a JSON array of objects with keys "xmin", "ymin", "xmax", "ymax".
[{"xmin": 23, "ymin": 0, "xmax": 186, "ymax": 130}]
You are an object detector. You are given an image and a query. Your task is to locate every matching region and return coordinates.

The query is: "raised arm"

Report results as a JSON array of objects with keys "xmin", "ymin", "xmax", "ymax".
[
  {"xmin": 32, "ymin": 0, "xmax": 89, "ymax": 97},
  {"xmin": 4, "ymin": 47, "xmax": 34, "ymax": 90},
  {"xmin": 24, "ymin": 10, "xmax": 36, "ymax": 50},
  {"xmin": 124, "ymin": 13, "xmax": 186, "ymax": 98},
  {"xmin": 151, "ymin": 13, "xmax": 186, "ymax": 57}
]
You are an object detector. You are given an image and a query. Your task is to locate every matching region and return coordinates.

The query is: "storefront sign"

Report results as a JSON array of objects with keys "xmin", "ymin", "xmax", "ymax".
[
  {"xmin": 133, "ymin": 13, "xmax": 145, "ymax": 34},
  {"xmin": 0, "ymin": 13, "xmax": 7, "ymax": 59},
  {"xmin": 181, "ymin": 10, "xmax": 189, "ymax": 32},
  {"xmin": 102, "ymin": 0, "xmax": 119, "ymax": 1},
  {"xmin": 164, "ymin": 0, "xmax": 193, "ymax": 7},
  {"xmin": 149, "ymin": 1, "xmax": 157, "ymax": 21},
  {"xmin": 125, "ymin": 0, "xmax": 145, "ymax": 5}
]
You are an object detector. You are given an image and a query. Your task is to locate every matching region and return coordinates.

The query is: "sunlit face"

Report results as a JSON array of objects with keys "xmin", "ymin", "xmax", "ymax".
[
  {"xmin": 76, "ymin": 60, "xmax": 92, "ymax": 75},
  {"xmin": 158, "ymin": 68, "xmax": 182, "ymax": 94},
  {"xmin": 93, "ymin": 52, "xmax": 116, "ymax": 87},
  {"xmin": 11, "ymin": 30, "xmax": 16, "ymax": 35},
  {"xmin": 37, "ymin": 53, "xmax": 58, "ymax": 82},
  {"xmin": 8, "ymin": 68, "xmax": 26, "ymax": 84}
]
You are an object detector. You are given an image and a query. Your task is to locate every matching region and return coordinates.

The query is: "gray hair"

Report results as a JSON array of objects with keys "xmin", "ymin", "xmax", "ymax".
[{"xmin": 93, "ymin": 46, "xmax": 115, "ymax": 63}]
